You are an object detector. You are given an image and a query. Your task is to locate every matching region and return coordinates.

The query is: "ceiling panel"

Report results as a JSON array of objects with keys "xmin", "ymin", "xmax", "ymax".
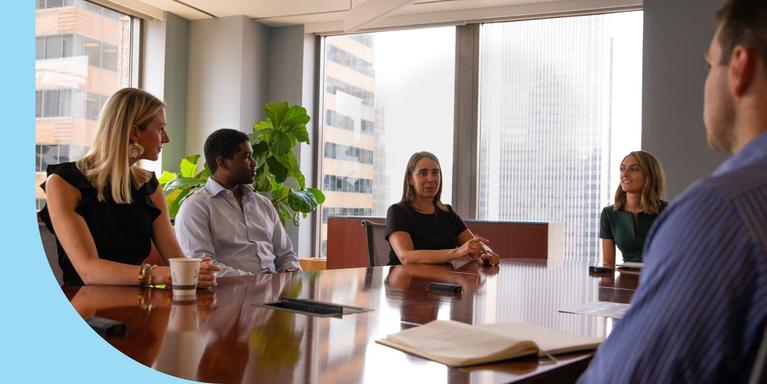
[{"xmin": 135, "ymin": 0, "xmax": 638, "ymax": 27}]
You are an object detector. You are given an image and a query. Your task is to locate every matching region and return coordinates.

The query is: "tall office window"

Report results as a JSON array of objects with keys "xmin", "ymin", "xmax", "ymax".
[
  {"xmin": 478, "ymin": 12, "xmax": 643, "ymax": 262},
  {"xmin": 35, "ymin": 0, "xmax": 135, "ymax": 209},
  {"xmin": 319, "ymin": 27, "xmax": 456, "ymax": 256}
]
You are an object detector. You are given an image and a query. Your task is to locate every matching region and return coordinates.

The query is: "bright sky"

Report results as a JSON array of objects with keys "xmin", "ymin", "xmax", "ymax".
[{"xmin": 373, "ymin": 26, "xmax": 456, "ymax": 206}]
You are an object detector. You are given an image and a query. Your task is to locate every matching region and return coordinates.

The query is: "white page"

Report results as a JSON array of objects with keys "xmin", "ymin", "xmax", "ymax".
[{"xmin": 559, "ymin": 301, "xmax": 630, "ymax": 319}]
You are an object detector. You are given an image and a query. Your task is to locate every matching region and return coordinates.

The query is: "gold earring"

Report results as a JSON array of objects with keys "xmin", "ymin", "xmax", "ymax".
[{"xmin": 129, "ymin": 142, "xmax": 144, "ymax": 159}]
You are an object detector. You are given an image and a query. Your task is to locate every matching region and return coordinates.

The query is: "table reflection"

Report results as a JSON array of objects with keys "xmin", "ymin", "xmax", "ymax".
[{"xmin": 63, "ymin": 259, "xmax": 638, "ymax": 384}]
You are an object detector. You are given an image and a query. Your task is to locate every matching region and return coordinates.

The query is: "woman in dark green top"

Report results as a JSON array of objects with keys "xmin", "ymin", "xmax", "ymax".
[{"xmin": 600, "ymin": 151, "xmax": 667, "ymax": 265}]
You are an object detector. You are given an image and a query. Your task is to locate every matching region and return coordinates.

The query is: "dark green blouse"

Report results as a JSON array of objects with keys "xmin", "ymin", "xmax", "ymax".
[{"xmin": 599, "ymin": 202, "xmax": 668, "ymax": 263}]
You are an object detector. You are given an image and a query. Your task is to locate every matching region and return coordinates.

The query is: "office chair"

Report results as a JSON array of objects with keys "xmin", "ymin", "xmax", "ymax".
[
  {"xmin": 361, "ymin": 219, "xmax": 389, "ymax": 267},
  {"xmin": 38, "ymin": 222, "xmax": 63, "ymax": 286}
]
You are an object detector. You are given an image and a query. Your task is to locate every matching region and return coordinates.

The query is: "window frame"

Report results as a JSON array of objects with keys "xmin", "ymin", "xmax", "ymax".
[
  {"xmin": 34, "ymin": 1, "xmax": 141, "ymax": 210},
  {"xmin": 312, "ymin": 8, "xmax": 643, "ymax": 259}
]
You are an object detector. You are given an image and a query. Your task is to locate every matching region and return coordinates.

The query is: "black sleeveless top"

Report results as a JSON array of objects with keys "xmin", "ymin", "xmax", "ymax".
[{"xmin": 39, "ymin": 162, "xmax": 161, "ymax": 286}]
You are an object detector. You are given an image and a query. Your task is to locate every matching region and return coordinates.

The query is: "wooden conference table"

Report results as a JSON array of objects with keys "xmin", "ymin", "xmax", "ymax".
[{"xmin": 64, "ymin": 259, "xmax": 638, "ymax": 383}]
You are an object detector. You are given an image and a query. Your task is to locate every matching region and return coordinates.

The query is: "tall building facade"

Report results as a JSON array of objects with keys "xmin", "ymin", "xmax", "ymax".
[
  {"xmin": 478, "ymin": 15, "xmax": 638, "ymax": 262},
  {"xmin": 35, "ymin": 0, "xmax": 132, "ymax": 209},
  {"xmin": 320, "ymin": 35, "xmax": 384, "ymax": 256}
]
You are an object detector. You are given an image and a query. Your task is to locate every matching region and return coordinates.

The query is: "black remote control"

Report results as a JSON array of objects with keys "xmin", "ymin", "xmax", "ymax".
[
  {"xmin": 589, "ymin": 266, "xmax": 614, "ymax": 274},
  {"xmin": 428, "ymin": 282, "xmax": 462, "ymax": 294},
  {"xmin": 85, "ymin": 316, "xmax": 127, "ymax": 337}
]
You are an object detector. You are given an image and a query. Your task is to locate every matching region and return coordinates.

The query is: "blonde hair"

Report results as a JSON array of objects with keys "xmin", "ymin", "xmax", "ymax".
[
  {"xmin": 400, "ymin": 151, "xmax": 448, "ymax": 212},
  {"xmin": 614, "ymin": 151, "xmax": 666, "ymax": 215},
  {"xmin": 76, "ymin": 88, "xmax": 165, "ymax": 203}
]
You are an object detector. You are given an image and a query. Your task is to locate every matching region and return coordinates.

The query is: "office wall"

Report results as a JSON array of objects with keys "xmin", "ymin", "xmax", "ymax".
[
  {"xmin": 267, "ymin": 25, "xmax": 318, "ymax": 258},
  {"xmin": 186, "ymin": 16, "xmax": 270, "ymax": 156},
  {"xmin": 642, "ymin": 0, "xmax": 728, "ymax": 199},
  {"xmin": 161, "ymin": 14, "xmax": 189, "ymax": 172},
  {"xmin": 142, "ymin": 14, "xmax": 189, "ymax": 173}
]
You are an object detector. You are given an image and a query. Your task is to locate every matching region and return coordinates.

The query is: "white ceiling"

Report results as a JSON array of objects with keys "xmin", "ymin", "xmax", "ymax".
[{"xmin": 135, "ymin": 0, "xmax": 583, "ymax": 26}]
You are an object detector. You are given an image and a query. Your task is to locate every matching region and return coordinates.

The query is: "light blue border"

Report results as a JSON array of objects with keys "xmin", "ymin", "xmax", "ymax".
[{"xmin": 2, "ymin": 3, "xmax": 185, "ymax": 382}]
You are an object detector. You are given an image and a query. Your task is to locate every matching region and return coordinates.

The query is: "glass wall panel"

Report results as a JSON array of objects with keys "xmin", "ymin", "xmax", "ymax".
[
  {"xmin": 319, "ymin": 27, "xmax": 456, "ymax": 256},
  {"xmin": 478, "ymin": 12, "xmax": 643, "ymax": 263}
]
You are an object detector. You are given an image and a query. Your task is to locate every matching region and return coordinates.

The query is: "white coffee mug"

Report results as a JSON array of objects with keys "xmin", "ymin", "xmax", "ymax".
[{"xmin": 170, "ymin": 258, "xmax": 201, "ymax": 297}]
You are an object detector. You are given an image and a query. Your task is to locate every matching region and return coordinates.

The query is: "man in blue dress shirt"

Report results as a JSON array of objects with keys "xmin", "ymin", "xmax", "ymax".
[
  {"xmin": 580, "ymin": 0, "xmax": 767, "ymax": 382},
  {"xmin": 175, "ymin": 129, "xmax": 301, "ymax": 276}
]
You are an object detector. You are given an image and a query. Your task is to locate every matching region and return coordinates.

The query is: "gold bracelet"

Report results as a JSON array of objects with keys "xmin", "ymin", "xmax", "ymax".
[
  {"xmin": 138, "ymin": 263, "xmax": 157, "ymax": 285},
  {"xmin": 146, "ymin": 264, "xmax": 158, "ymax": 286},
  {"xmin": 138, "ymin": 263, "xmax": 150, "ymax": 284}
]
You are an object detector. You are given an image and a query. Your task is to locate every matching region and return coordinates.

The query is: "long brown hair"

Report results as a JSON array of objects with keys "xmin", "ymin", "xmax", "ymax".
[
  {"xmin": 614, "ymin": 151, "xmax": 666, "ymax": 215},
  {"xmin": 400, "ymin": 151, "xmax": 448, "ymax": 212}
]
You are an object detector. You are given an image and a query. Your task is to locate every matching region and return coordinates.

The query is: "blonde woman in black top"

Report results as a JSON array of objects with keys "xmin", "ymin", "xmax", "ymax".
[
  {"xmin": 41, "ymin": 88, "xmax": 219, "ymax": 286},
  {"xmin": 385, "ymin": 151, "xmax": 500, "ymax": 266},
  {"xmin": 600, "ymin": 151, "xmax": 668, "ymax": 266}
]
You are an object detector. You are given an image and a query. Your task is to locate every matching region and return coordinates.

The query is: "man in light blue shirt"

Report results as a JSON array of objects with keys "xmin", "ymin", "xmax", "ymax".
[
  {"xmin": 175, "ymin": 129, "xmax": 301, "ymax": 276},
  {"xmin": 580, "ymin": 0, "xmax": 767, "ymax": 382}
]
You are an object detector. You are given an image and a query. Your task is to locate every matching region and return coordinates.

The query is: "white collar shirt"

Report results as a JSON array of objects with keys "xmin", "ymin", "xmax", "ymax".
[{"xmin": 174, "ymin": 177, "xmax": 301, "ymax": 276}]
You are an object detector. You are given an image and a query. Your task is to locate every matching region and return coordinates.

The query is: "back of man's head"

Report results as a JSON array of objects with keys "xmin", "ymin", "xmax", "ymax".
[
  {"xmin": 716, "ymin": 0, "xmax": 767, "ymax": 70},
  {"xmin": 204, "ymin": 128, "xmax": 250, "ymax": 174}
]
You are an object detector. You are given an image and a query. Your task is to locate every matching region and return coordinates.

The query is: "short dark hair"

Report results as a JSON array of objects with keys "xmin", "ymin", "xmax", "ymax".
[
  {"xmin": 204, "ymin": 128, "xmax": 249, "ymax": 174},
  {"xmin": 716, "ymin": 0, "xmax": 767, "ymax": 69}
]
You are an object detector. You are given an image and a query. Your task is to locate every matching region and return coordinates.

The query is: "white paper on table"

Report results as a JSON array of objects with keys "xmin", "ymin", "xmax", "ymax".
[
  {"xmin": 449, "ymin": 256, "xmax": 473, "ymax": 270},
  {"xmin": 559, "ymin": 301, "xmax": 630, "ymax": 319}
]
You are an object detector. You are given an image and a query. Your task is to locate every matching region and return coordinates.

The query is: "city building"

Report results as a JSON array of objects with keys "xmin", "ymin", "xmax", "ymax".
[
  {"xmin": 35, "ymin": 0, "xmax": 132, "ymax": 209},
  {"xmin": 319, "ymin": 35, "xmax": 381, "ymax": 256}
]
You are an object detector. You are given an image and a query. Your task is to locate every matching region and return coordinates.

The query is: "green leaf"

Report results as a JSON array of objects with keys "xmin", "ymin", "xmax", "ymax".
[
  {"xmin": 278, "ymin": 152, "xmax": 299, "ymax": 170},
  {"xmin": 264, "ymin": 102, "xmax": 289, "ymax": 129},
  {"xmin": 254, "ymin": 166, "xmax": 271, "ymax": 192},
  {"xmin": 158, "ymin": 171, "xmax": 177, "ymax": 187},
  {"xmin": 166, "ymin": 188, "xmax": 183, "ymax": 210},
  {"xmin": 253, "ymin": 120, "xmax": 273, "ymax": 134},
  {"xmin": 288, "ymin": 189, "xmax": 318, "ymax": 213},
  {"xmin": 293, "ymin": 173, "xmax": 306, "ymax": 189},
  {"xmin": 195, "ymin": 164, "xmax": 210, "ymax": 179},
  {"xmin": 252, "ymin": 141, "xmax": 269, "ymax": 168},
  {"xmin": 177, "ymin": 186, "xmax": 199, "ymax": 207},
  {"xmin": 270, "ymin": 182, "xmax": 290, "ymax": 201},
  {"xmin": 283, "ymin": 106, "xmax": 310, "ymax": 127},
  {"xmin": 167, "ymin": 188, "xmax": 192, "ymax": 219},
  {"xmin": 273, "ymin": 199, "xmax": 294, "ymax": 226},
  {"xmin": 292, "ymin": 129, "xmax": 310, "ymax": 144},
  {"xmin": 273, "ymin": 152, "xmax": 304, "ymax": 188},
  {"xmin": 269, "ymin": 131, "xmax": 293, "ymax": 155},
  {"xmin": 180, "ymin": 155, "xmax": 201, "ymax": 178},
  {"xmin": 165, "ymin": 176, "xmax": 205, "ymax": 191},
  {"xmin": 307, "ymin": 187, "xmax": 325, "ymax": 204},
  {"xmin": 267, "ymin": 157, "xmax": 288, "ymax": 183}
]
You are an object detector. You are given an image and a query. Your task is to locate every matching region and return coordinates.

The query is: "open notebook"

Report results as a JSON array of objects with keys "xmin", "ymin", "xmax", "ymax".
[{"xmin": 376, "ymin": 320, "xmax": 603, "ymax": 367}]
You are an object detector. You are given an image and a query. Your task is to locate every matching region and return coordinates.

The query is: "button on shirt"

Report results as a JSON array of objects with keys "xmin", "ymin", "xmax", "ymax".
[
  {"xmin": 175, "ymin": 178, "xmax": 301, "ymax": 276},
  {"xmin": 579, "ymin": 131, "xmax": 767, "ymax": 383}
]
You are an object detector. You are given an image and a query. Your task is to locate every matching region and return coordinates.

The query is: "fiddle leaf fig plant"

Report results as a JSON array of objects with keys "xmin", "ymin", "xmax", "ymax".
[
  {"xmin": 250, "ymin": 102, "xmax": 325, "ymax": 225},
  {"xmin": 159, "ymin": 101, "xmax": 325, "ymax": 226},
  {"xmin": 158, "ymin": 154, "xmax": 209, "ymax": 219}
]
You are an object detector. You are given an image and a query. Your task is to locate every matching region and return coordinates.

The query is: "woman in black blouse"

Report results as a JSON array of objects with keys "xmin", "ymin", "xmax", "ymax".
[
  {"xmin": 41, "ymin": 88, "xmax": 218, "ymax": 286},
  {"xmin": 385, "ymin": 151, "xmax": 499, "ymax": 266}
]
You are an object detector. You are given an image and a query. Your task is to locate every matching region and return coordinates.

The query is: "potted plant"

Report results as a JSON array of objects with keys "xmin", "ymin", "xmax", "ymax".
[{"xmin": 159, "ymin": 102, "xmax": 325, "ymax": 225}]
